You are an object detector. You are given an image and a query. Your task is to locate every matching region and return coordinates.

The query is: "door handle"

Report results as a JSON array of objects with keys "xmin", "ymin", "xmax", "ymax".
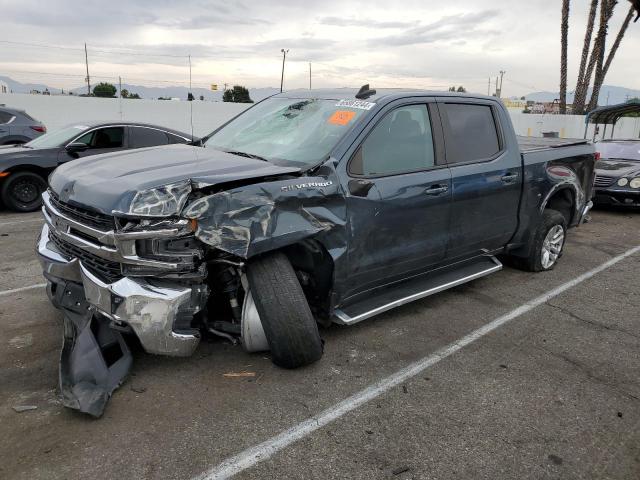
[
  {"xmin": 501, "ymin": 173, "xmax": 519, "ymax": 183},
  {"xmin": 425, "ymin": 184, "xmax": 448, "ymax": 195}
]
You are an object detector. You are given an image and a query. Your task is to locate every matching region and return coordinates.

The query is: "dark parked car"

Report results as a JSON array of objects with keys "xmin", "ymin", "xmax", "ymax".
[
  {"xmin": 0, "ymin": 106, "xmax": 46, "ymax": 145},
  {"xmin": 37, "ymin": 87, "xmax": 595, "ymax": 416},
  {"xmin": 0, "ymin": 122, "xmax": 194, "ymax": 211},
  {"xmin": 592, "ymin": 139, "xmax": 640, "ymax": 207}
]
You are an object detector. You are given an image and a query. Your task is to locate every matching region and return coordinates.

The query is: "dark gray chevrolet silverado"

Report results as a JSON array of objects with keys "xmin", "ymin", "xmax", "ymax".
[{"xmin": 37, "ymin": 87, "xmax": 596, "ymax": 416}]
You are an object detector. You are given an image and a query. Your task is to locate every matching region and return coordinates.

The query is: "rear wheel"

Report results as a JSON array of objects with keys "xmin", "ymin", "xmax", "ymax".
[
  {"xmin": 247, "ymin": 251, "xmax": 323, "ymax": 369},
  {"xmin": 1, "ymin": 171, "xmax": 47, "ymax": 212},
  {"xmin": 518, "ymin": 209, "xmax": 567, "ymax": 272}
]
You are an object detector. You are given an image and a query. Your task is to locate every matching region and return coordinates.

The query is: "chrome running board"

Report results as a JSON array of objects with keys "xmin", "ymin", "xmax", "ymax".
[{"xmin": 333, "ymin": 256, "xmax": 502, "ymax": 325}]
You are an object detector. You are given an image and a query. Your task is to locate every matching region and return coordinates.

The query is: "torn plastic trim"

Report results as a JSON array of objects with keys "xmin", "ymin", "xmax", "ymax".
[{"xmin": 51, "ymin": 278, "xmax": 132, "ymax": 418}]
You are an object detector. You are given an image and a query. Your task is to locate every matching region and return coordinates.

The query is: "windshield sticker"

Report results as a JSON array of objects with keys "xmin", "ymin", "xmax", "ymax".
[
  {"xmin": 328, "ymin": 110, "xmax": 356, "ymax": 126},
  {"xmin": 335, "ymin": 99, "xmax": 375, "ymax": 110}
]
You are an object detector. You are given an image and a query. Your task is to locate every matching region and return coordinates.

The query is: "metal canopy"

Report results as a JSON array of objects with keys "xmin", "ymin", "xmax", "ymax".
[{"xmin": 585, "ymin": 100, "xmax": 640, "ymax": 125}]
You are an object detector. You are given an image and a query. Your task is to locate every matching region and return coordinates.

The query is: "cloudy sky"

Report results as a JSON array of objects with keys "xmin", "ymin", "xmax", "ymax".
[{"xmin": 0, "ymin": 0, "xmax": 638, "ymax": 96}]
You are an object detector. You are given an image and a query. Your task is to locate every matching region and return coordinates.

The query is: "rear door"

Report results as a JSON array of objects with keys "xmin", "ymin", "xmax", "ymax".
[
  {"xmin": 344, "ymin": 100, "xmax": 451, "ymax": 298},
  {"xmin": 128, "ymin": 126, "xmax": 170, "ymax": 149},
  {"xmin": 437, "ymin": 99, "xmax": 522, "ymax": 260}
]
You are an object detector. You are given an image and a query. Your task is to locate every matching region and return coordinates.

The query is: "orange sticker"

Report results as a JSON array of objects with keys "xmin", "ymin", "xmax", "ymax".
[{"xmin": 328, "ymin": 110, "xmax": 356, "ymax": 126}]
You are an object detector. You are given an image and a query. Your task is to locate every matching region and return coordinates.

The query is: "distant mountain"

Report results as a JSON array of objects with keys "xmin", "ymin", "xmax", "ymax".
[
  {"xmin": 0, "ymin": 75, "xmax": 280, "ymax": 102},
  {"xmin": 525, "ymin": 85, "xmax": 640, "ymax": 105},
  {"xmin": 0, "ymin": 75, "xmax": 63, "ymax": 95}
]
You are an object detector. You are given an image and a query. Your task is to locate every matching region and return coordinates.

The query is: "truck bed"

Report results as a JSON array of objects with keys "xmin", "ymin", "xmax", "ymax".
[{"xmin": 517, "ymin": 136, "xmax": 589, "ymax": 153}]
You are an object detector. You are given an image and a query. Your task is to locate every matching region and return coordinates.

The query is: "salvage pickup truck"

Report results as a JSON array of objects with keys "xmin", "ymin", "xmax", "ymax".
[{"xmin": 37, "ymin": 86, "xmax": 596, "ymax": 416}]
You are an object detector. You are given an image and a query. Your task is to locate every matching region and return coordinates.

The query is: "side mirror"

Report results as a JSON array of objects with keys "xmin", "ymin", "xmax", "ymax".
[{"xmin": 65, "ymin": 142, "xmax": 89, "ymax": 154}]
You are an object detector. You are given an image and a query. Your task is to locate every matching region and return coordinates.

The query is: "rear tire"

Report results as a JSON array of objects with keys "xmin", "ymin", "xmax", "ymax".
[
  {"xmin": 247, "ymin": 251, "xmax": 323, "ymax": 369},
  {"xmin": 518, "ymin": 209, "xmax": 567, "ymax": 272},
  {"xmin": 1, "ymin": 171, "xmax": 47, "ymax": 212}
]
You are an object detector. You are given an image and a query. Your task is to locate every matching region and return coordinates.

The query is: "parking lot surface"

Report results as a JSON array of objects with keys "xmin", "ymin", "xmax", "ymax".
[{"xmin": 1, "ymin": 207, "xmax": 639, "ymax": 480}]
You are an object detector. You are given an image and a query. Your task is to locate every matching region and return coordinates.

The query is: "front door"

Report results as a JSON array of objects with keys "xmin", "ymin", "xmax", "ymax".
[
  {"xmin": 60, "ymin": 126, "xmax": 127, "ymax": 162},
  {"xmin": 344, "ymin": 102, "xmax": 451, "ymax": 300}
]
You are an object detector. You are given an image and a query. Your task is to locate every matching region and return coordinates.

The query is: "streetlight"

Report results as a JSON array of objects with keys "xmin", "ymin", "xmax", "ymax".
[{"xmin": 280, "ymin": 49, "xmax": 289, "ymax": 93}]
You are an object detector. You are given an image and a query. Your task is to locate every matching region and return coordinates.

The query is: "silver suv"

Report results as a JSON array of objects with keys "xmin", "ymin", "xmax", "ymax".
[{"xmin": 0, "ymin": 106, "xmax": 46, "ymax": 145}]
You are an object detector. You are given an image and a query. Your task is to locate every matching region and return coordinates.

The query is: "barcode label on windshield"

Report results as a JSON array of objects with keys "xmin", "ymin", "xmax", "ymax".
[{"xmin": 335, "ymin": 100, "xmax": 375, "ymax": 110}]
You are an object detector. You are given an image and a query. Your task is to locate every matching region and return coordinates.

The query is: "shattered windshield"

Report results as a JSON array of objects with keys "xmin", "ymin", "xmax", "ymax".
[{"xmin": 204, "ymin": 98, "xmax": 369, "ymax": 167}]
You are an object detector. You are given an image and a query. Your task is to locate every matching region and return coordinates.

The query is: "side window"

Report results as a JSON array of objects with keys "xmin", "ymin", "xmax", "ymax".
[
  {"xmin": 442, "ymin": 103, "xmax": 501, "ymax": 164},
  {"xmin": 129, "ymin": 127, "xmax": 169, "ymax": 148},
  {"xmin": 75, "ymin": 127, "xmax": 124, "ymax": 149},
  {"xmin": 0, "ymin": 111, "xmax": 14, "ymax": 124},
  {"xmin": 350, "ymin": 105, "xmax": 435, "ymax": 176}
]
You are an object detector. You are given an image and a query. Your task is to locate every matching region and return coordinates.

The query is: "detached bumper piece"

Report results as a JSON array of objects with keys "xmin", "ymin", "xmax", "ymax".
[{"xmin": 52, "ymin": 279, "xmax": 132, "ymax": 418}]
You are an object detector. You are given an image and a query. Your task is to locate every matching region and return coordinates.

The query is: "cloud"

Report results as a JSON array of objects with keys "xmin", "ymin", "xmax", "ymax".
[
  {"xmin": 318, "ymin": 16, "xmax": 418, "ymax": 28},
  {"xmin": 373, "ymin": 10, "xmax": 500, "ymax": 46}
]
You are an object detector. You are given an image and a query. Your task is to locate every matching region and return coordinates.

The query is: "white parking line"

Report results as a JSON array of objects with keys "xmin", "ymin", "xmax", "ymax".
[
  {"xmin": 0, "ymin": 218, "xmax": 43, "ymax": 227},
  {"xmin": 0, "ymin": 283, "xmax": 47, "ymax": 297},
  {"xmin": 195, "ymin": 244, "xmax": 640, "ymax": 480}
]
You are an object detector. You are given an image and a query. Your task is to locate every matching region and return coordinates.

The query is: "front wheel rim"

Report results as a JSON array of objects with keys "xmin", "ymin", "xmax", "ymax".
[
  {"xmin": 11, "ymin": 178, "xmax": 42, "ymax": 205},
  {"xmin": 541, "ymin": 225, "xmax": 565, "ymax": 269}
]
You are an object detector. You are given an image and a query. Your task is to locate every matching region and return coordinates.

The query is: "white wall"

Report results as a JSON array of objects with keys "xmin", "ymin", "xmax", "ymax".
[
  {"xmin": 507, "ymin": 109, "xmax": 640, "ymax": 140},
  {"xmin": 0, "ymin": 93, "xmax": 250, "ymax": 138},
  {"xmin": 2, "ymin": 92, "xmax": 639, "ymax": 141}
]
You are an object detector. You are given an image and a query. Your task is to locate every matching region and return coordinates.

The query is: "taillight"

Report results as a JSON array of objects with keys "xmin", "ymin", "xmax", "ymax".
[
  {"xmin": 594, "ymin": 152, "xmax": 601, "ymax": 161},
  {"xmin": 30, "ymin": 125, "xmax": 46, "ymax": 133}
]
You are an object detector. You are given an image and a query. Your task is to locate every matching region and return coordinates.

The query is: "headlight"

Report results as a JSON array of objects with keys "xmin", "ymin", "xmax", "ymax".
[
  {"xmin": 630, "ymin": 177, "xmax": 640, "ymax": 189},
  {"xmin": 129, "ymin": 181, "xmax": 192, "ymax": 216},
  {"xmin": 617, "ymin": 178, "xmax": 629, "ymax": 187}
]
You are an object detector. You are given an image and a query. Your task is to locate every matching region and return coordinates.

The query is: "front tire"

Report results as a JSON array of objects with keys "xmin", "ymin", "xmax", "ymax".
[
  {"xmin": 1, "ymin": 171, "xmax": 47, "ymax": 212},
  {"xmin": 247, "ymin": 251, "xmax": 323, "ymax": 369},
  {"xmin": 520, "ymin": 209, "xmax": 567, "ymax": 272}
]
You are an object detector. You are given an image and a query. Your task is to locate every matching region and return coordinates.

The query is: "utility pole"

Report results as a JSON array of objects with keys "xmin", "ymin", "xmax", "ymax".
[
  {"xmin": 84, "ymin": 43, "xmax": 91, "ymax": 96},
  {"xmin": 487, "ymin": 77, "xmax": 490, "ymax": 96},
  {"xmin": 280, "ymin": 49, "xmax": 289, "ymax": 93},
  {"xmin": 498, "ymin": 70, "xmax": 506, "ymax": 98},
  {"xmin": 188, "ymin": 54, "xmax": 194, "ymax": 141},
  {"xmin": 495, "ymin": 76, "xmax": 499, "ymax": 97},
  {"xmin": 118, "ymin": 76, "xmax": 122, "ymax": 119},
  {"xmin": 309, "ymin": 62, "xmax": 312, "ymax": 90}
]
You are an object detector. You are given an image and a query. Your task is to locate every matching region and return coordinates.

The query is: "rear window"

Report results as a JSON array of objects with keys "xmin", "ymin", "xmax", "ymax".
[
  {"xmin": 0, "ymin": 111, "xmax": 14, "ymax": 124},
  {"xmin": 129, "ymin": 127, "xmax": 169, "ymax": 148},
  {"xmin": 442, "ymin": 103, "xmax": 501, "ymax": 164}
]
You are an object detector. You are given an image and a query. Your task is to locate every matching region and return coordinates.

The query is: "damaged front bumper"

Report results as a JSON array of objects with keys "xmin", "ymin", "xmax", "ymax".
[
  {"xmin": 37, "ymin": 193, "xmax": 209, "ymax": 417},
  {"xmin": 38, "ymin": 223, "xmax": 207, "ymax": 357}
]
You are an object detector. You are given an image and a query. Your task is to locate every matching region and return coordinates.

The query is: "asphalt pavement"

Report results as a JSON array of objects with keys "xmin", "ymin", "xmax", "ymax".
[{"xmin": 0, "ymin": 207, "xmax": 639, "ymax": 480}]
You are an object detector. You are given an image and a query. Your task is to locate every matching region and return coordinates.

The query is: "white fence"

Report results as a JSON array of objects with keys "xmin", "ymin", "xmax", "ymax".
[
  {"xmin": 0, "ymin": 93, "xmax": 249, "ymax": 138},
  {"xmin": 2, "ymin": 93, "xmax": 639, "ymax": 141}
]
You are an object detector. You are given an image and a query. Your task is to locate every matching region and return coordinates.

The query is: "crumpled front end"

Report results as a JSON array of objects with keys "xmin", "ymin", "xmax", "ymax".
[{"xmin": 37, "ymin": 191, "xmax": 208, "ymax": 417}]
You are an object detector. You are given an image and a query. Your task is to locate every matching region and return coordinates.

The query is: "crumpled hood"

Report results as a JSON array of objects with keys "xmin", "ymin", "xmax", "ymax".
[
  {"xmin": 595, "ymin": 159, "xmax": 640, "ymax": 178},
  {"xmin": 48, "ymin": 144, "xmax": 301, "ymax": 215}
]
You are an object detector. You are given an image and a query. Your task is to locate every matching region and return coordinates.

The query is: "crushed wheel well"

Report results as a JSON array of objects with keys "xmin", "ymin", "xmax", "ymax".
[
  {"xmin": 281, "ymin": 239, "xmax": 334, "ymax": 323},
  {"xmin": 545, "ymin": 188, "xmax": 575, "ymax": 225}
]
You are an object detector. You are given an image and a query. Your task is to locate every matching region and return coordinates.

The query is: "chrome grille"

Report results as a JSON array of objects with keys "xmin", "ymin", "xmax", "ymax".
[
  {"xmin": 50, "ymin": 231, "xmax": 123, "ymax": 282},
  {"xmin": 594, "ymin": 175, "xmax": 616, "ymax": 188},
  {"xmin": 48, "ymin": 191, "xmax": 115, "ymax": 231}
]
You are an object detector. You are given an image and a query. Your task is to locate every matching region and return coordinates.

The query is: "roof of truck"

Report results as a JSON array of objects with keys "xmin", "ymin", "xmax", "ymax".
[{"xmin": 274, "ymin": 88, "xmax": 498, "ymax": 103}]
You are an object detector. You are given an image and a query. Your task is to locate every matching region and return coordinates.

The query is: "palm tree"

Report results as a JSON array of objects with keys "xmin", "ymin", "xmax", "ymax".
[
  {"xmin": 559, "ymin": 0, "xmax": 570, "ymax": 114},
  {"xmin": 572, "ymin": 0, "xmax": 599, "ymax": 114},
  {"xmin": 587, "ymin": 3, "xmax": 636, "ymax": 111}
]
